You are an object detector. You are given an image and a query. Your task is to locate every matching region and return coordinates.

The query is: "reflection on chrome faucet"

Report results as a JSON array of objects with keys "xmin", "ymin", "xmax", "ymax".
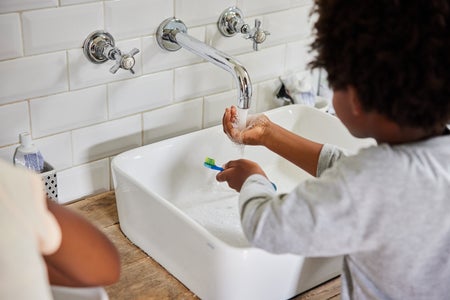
[
  {"xmin": 156, "ymin": 18, "xmax": 252, "ymax": 110},
  {"xmin": 83, "ymin": 30, "xmax": 140, "ymax": 74},
  {"xmin": 218, "ymin": 7, "xmax": 270, "ymax": 51}
]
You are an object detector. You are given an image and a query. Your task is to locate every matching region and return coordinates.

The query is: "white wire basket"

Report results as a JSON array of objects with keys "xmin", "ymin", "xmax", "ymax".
[{"xmin": 41, "ymin": 161, "xmax": 58, "ymax": 202}]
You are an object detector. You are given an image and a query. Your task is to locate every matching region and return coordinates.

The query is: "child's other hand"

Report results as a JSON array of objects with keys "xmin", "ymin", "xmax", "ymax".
[
  {"xmin": 222, "ymin": 106, "xmax": 271, "ymax": 145},
  {"xmin": 216, "ymin": 159, "xmax": 267, "ymax": 192}
]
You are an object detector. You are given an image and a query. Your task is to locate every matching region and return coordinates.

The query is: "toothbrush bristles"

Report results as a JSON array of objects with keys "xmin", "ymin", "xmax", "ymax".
[{"xmin": 204, "ymin": 157, "xmax": 216, "ymax": 166}]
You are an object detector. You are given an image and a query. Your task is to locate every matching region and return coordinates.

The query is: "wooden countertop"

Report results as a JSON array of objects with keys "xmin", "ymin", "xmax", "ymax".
[{"xmin": 67, "ymin": 191, "xmax": 341, "ymax": 300}]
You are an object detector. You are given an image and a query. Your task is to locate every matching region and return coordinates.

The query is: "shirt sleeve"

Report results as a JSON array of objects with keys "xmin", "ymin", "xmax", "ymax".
[
  {"xmin": 239, "ymin": 159, "xmax": 377, "ymax": 257},
  {"xmin": 316, "ymin": 143, "xmax": 346, "ymax": 176},
  {"xmin": 0, "ymin": 160, "xmax": 61, "ymax": 255},
  {"xmin": 0, "ymin": 160, "xmax": 61, "ymax": 300}
]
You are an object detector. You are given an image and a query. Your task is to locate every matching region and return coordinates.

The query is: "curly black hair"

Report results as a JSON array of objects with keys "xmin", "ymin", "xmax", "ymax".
[{"xmin": 309, "ymin": 0, "xmax": 450, "ymax": 130}]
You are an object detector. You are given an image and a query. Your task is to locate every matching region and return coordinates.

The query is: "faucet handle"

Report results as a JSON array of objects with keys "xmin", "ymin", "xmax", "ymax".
[
  {"xmin": 244, "ymin": 19, "xmax": 270, "ymax": 51},
  {"xmin": 218, "ymin": 7, "xmax": 269, "ymax": 51},
  {"xmin": 83, "ymin": 30, "xmax": 140, "ymax": 75},
  {"xmin": 110, "ymin": 48, "xmax": 140, "ymax": 74}
]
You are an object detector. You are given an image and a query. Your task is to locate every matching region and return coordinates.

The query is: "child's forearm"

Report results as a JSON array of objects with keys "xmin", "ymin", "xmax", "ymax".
[
  {"xmin": 262, "ymin": 122, "xmax": 324, "ymax": 177},
  {"xmin": 44, "ymin": 199, "xmax": 120, "ymax": 287}
]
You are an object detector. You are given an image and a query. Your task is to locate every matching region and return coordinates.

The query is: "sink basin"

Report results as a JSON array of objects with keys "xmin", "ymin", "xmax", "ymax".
[{"xmin": 112, "ymin": 104, "xmax": 374, "ymax": 300}]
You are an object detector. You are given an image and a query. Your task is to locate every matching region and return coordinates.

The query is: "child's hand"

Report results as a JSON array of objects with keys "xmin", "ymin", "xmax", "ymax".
[
  {"xmin": 216, "ymin": 159, "xmax": 267, "ymax": 192},
  {"xmin": 222, "ymin": 106, "xmax": 271, "ymax": 145}
]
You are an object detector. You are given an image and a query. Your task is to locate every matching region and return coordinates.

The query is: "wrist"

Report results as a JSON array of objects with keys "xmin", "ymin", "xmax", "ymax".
[{"xmin": 260, "ymin": 120, "xmax": 275, "ymax": 147}]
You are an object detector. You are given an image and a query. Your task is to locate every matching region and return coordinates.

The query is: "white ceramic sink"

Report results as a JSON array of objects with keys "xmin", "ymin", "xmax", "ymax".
[{"xmin": 112, "ymin": 104, "xmax": 374, "ymax": 300}]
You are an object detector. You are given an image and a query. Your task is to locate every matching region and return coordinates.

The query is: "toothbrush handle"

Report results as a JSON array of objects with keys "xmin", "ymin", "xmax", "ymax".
[{"xmin": 212, "ymin": 165, "xmax": 224, "ymax": 171}]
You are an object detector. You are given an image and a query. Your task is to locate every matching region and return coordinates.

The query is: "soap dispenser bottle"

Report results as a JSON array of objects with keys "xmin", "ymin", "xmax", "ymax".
[{"xmin": 13, "ymin": 132, "xmax": 45, "ymax": 173}]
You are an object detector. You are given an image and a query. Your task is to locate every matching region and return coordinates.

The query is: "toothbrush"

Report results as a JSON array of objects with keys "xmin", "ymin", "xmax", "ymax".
[
  {"xmin": 203, "ymin": 157, "xmax": 277, "ymax": 190},
  {"xmin": 204, "ymin": 157, "xmax": 224, "ymax": 171}
]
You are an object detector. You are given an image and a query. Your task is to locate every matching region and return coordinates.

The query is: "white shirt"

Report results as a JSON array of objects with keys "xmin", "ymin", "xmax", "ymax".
[{"xmin": 0, "ymin": 159, "xmax": 61, "ymax": 300}]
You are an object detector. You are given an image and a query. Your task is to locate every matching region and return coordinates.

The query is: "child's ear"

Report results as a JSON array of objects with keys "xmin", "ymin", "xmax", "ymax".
[{"xmin": 347, "ymin": 85, "xmax": 364, "ymax": 116}]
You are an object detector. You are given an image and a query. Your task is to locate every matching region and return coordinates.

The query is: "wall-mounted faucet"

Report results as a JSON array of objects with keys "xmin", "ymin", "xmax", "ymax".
[
  {"xmin": 83, "ymin": 30, "xmax": 140, "ymax": 74},
  {"xmin": 156, "ymin": 18, "xmax": 252, "ymax": 110},
  {"xmin": 217, "ymin": 7, "xmax": 270, "ymax": 51}
]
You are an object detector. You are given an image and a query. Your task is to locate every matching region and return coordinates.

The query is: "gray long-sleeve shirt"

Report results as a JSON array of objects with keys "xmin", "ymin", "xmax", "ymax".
[{"xmin": 239, "ymin": 132, "xmax": 450, "ymax": 299}]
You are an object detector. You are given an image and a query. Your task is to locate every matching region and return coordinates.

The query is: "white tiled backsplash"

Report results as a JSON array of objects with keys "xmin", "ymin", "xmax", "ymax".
[{"xmin": 0, "ymin": 0, "xmax": 316, "ymax": 203}]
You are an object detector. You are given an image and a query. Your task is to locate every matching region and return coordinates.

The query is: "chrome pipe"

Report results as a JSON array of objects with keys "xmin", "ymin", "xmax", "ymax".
[{"xmin": 156, "ymin": 18, "xmax": 252, "ymax": 109}]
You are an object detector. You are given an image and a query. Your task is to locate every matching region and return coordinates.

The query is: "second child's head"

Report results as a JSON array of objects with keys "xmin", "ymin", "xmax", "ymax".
[{"xmin": 310, "ymin": 0, "xmax": 450, "ymax": 134}]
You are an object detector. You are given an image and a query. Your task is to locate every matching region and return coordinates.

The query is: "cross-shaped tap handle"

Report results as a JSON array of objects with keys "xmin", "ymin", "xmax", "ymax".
[
  {"xmin": 218, "ymin": 7, "xmax": 270, "ymax": 51},
  {"xmin": 248, "ymin": 19, "xmax": 270, "ymax": 51},
  {"xmin": 110, "ymin": 48, "xmax": 140, "ymax": 74}
]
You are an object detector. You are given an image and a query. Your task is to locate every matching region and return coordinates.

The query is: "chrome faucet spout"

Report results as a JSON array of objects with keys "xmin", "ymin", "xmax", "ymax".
[{"xmin": 156, "ymin": 18, "xmax": 252, "ymax": 109}]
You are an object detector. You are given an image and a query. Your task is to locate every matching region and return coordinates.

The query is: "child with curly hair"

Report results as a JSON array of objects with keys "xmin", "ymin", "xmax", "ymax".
[{"xmin": 216, "ymin": 0, "xmax": 450, "ymax": 298}]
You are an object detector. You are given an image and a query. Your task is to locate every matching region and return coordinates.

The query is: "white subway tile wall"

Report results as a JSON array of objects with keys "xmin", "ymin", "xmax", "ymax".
[
  {"xmin": 30, "ymin": 85, "xmax": 108, "ymax": 137},
  {"xmin": 34, "ymin": 132, "xmax": 73, "ymax": 170},
  {"xmin": 236, "ymin": 0, "xmax": 292, "ymax": 16},
  {"xmin": 0, "ymin": 0, "xmax": 57, "ymax": 14},
  {"xmin": 0, "ymin": 51, "xmax": 68, "ymax": 105},
  {"xmin": 0, "ymin": 102, "xmax": 29, "ymax": 146},
  {"xmin": 175, "ymin": 0, "xmax": 236, "ymax": 27},
  {"xmin": 143, "ymin": 99, "xmax": 203, "ymax": 145},
  {"xmin": 174, "ymin": 63, "xmax": 232, "ymax": 102},
  {"xmin": 57, "ymin": 158, "xmax": 110, "ymax": 202},
  {"xmin": 236, "ymin": 45, "xmax": 285, "ymax": 83},
  {"xmin": 108, "ymin": 71, "xmax": 173, "ymax": 119},
  {"xmin": 0, "ymin": 13, "xmax": 23, "ymax": 60},
  {"xmin": 22, "ymin": 3, "xmax": 104, "ymax": 55},
  {"xmin": 104, "ymin": 0, "xmax": 173, "ymax": 40},
  {"xmin": 0, "ymin": 0, "xmax": 315, "ymax": 203},
  {"xmin": 72, "ymin": 115, "xmax": 142, "ymax": 165}
]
